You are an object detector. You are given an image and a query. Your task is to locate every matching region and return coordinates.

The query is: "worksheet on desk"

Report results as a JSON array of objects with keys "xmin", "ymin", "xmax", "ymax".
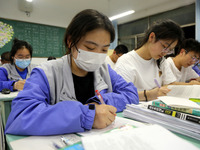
[
  {"xmin": 82, "ymin": 124, "xmax": 199, "ymax": 150},
  {"xmin": 9, "ymin": 134, "xmax": 81, "ymax": 150},
  {"xmin": 77, "ymin": 116, "xmax": 146, "ymax": 137}
]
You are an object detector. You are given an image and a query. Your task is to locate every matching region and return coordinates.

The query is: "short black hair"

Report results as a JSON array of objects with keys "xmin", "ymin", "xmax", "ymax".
[
  {"xmin": 175, "ymin": 38, "xmax": 200, "ymax": 56},
  {"xmin": 64, "ymin": 9, "xmax": 115, "ymax": 54},
  {"xmin": 1, "ymin": 51, "xmax": 11, "ymax": 61},
  {"xmin": 114, "ymin": 44, "xmax": 128, "ymax": 54},
  {"xmin": 47, "ymin": 56, "xmax": 56, "ymax": 61},
  {"xmin": 10, "ymin": 38, "xmax": 33, "ymax": 64}
]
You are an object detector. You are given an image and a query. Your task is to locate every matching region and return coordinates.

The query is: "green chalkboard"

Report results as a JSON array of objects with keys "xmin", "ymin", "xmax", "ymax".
[{"xmin": 0, "ymin": 18, "xmax": 66, "ymax": 57}]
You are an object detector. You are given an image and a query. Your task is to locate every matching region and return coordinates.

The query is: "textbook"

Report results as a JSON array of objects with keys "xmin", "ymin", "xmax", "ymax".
[
  {"xmin": 158, "ymin": 96, "xmax": 200, "ymax": 110},
  {"xmin": 123, "ymin": 104, "xmax": 200, "ymax": 140},
  {"xmin": 152, "ymin": 100, "xmax": 200, "ymax": 116},
  {"xmin": 147, "ymin": 105, "xmax": 200, "ymax": 125}
]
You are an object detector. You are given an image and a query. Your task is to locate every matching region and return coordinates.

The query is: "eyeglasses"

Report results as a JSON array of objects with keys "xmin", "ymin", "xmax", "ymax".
[
  {"xmin": 14, "ymin": 55, "xmax": 31, "ymax": 59},
  {"xmin": 185, "ymin": 50, "xmax": 200, "ymax": 63},
  {"xmin": 159, "ymin": 40, "xmax": 174, "ymax": 55}
]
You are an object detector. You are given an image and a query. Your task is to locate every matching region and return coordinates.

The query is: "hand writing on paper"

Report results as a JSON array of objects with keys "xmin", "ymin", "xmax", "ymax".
[
  {"xmin": 92, "ymin": 104, "xmax": 117, "ymax": 129},
  {"xmin": 157, "ymin": 86, "xmax": 171, "ymax": 96},
  {"xmin": 148, "ymin": 86, "xmax": 171, "ymax": 100},
  {"xmin": 13, "ymin": 80, "xmax": 26, "ymax": 91}
]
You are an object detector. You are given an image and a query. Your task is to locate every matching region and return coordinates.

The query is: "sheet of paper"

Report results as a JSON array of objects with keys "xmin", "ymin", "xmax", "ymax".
[
  {"xmin": 158, "ymin": 96, "xmax": 200, "ymax": 109},
  {"xmin": 9, "ymin": 134, "xmax": 81, "ymax": 150},
  {"xmin": 167, "ymin": 85, "xmax": 200, "ymax": 99},
  {"xmin": 77, "ymin": 116, "xmax": 146, "ymax": 136},
  {"xmin": 81, "ymin": 124, "xmax": 199, "ymax": 150}
]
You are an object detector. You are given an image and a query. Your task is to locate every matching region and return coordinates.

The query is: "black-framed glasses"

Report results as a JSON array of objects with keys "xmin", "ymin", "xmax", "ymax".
[
  {"xmin": 159, "ymin": 40, "xmax": 174, "ymax": 55},
  {"xmin": 185, "ymin": 50, "xmax": 200, "ymax": 63}
]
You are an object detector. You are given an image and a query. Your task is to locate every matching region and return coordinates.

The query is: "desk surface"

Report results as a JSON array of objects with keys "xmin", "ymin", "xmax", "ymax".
[
  {"xmin": 5, "ymin": 113, "xmax": 200, "ymax": 150},
  {"xmin": 0, "ymin": 92, "xmax": 19, "ymax": 101},
  {"xmin": 0, "ymin": 92, "xmax": 19, "ymax": 127}
]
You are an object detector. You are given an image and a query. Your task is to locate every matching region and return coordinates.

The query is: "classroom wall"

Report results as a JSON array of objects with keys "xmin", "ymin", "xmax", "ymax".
[
  {"xmin": 0, "ymin": 0, "xmax": 68, "ymax": 28},
  {"xmin": 31, "ymin": 58, "xmax": 48, "ymax": 65},
  {"xmin": 0, "ymin": 0, "xmax": 195, "ymax": 28}
]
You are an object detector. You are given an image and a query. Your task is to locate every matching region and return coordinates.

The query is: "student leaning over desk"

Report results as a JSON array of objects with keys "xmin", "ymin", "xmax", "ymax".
[
  {"xmin": 114, "ymin": 20, "xmax": 184, "ymax": 101},
  {"xmin": 0, "ymin": 38, "xmax": 36, "ymax": 91},
  {"xmin": 165, "ymin": 38, "xmax": 200, "ymax": 84},
  {"xmin": 5, "ymin": 9, "xmax": 139, "ymax": 136}
]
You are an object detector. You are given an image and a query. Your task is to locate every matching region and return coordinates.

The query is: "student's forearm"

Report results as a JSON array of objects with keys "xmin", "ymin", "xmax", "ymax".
[
  {"xmin": 196, "ymin": 77, "xmax": 200, "ymax": 82},
  {"xmin": 170, "ymin": 81, "xmax": 200, "ymax": 85},
  {"xmin": 138, "ymin": 90, "xmax": 154, "ymax": 101}
]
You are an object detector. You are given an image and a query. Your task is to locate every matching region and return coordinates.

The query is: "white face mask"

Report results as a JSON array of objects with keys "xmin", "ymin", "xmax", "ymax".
[{"xmin": 73, "ymin": 49, "xmax": 107, "ymax": 72}]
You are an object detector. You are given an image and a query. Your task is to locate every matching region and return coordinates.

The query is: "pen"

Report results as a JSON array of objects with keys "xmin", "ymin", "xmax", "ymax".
[
  {"xmin": 154, "ymin": 78, "xmax": 161, "ymax": 88},
  {"xmin": 95, "ymin": 90, "xmax": 105, "ymax": 104},
  {"xmin": 52, "ymin": 142, "xmax": 61, "ymax": 149},
  {"xmin": 61, "ymin": 136, "xmax": 72, "ymax": 146}
]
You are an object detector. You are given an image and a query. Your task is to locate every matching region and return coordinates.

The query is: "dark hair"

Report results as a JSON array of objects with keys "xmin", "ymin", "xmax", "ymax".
[
  {"xmin": 64, "ymin": 9, "xmax": 115, "ymax": 54},
  {"xmin": 10, "ymin": 38, "xmax": 33, "ymax": 64},
  {"xmin": 47, "ymin": 56, "xmax": 56, "ymax": 61},
  {"xmin": 114, "ymin": 44, "xmax": 128, "ymax": 54},
  {"xmin": 174, "ymin": 38, "xmax": 200, "ymax": 56},
  {"xmin": 137, "ymin": 19, "xmax": 184, "ymax": 68},
  {"xmin": 1, "ymin": 51, "xmax": 11, "ymax": 61}
]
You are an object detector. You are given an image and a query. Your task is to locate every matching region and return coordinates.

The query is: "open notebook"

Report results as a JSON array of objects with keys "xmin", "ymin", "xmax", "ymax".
[{"xmin": 167, "ymin": 85, "xmax": 200, "ymax": 99}]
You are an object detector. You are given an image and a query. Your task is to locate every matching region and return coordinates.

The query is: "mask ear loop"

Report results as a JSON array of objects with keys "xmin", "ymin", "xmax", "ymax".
[
  {"xmin": 71, "ymin": 45, "xmax": 80, "ymax": 60},
  {"xmin": 75, "ymin": 45, "xmax": 80, "ymax": 53}
]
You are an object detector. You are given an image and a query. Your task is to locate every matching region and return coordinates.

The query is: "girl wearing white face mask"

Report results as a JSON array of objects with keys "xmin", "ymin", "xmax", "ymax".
[
  {"xmin": 5, "ymin": 9, "xmax": 139, "ymax": 136},
  {"xmin": 0, "ymin": 38, "xmax": 36, "ymax": 91}
]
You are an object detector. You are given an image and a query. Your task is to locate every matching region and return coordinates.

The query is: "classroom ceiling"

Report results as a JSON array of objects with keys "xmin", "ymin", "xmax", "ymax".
[{"xmin": 0, "ymin": 0, "xmax": 195, "ymax": 27}]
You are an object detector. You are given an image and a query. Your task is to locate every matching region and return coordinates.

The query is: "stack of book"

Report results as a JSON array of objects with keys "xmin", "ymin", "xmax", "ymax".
[{"xmin": 123, "ymin": 85, "xmax": 200, "ymax": 140}]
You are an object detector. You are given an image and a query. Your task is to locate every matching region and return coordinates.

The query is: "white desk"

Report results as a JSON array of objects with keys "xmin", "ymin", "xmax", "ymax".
[
  {"xmin": 0, "ymin": 92, "xmax": 19, "ymax": 127},
  {"xmin": 4, "ymin": 113, "xmax": 200, "ymax": 150},
  {"xmin": 0, "ymin": 92, "xmax": 19, "ymax": 150}
]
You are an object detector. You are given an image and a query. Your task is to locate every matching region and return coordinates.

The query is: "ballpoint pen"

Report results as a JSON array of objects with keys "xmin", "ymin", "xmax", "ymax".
[
  {"xmin": 61, "ymin": 136, "xmax": 73, "ymax": 146},
  {"xmin": 154, "ymin": 78, "xmax": 161, "ymax": 88},
  {"xmin": 95, "ymin": 90, "xmax": 116, "ymax": 116},
  {"xmin": 52, "ymin": 142, "xmax": 61, "ymax": 150},
  {"xmin": 95, "ymin": 90, "xmax": 105, "ymax": 104}
]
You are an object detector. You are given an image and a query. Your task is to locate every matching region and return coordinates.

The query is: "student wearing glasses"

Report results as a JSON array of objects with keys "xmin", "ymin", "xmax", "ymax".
[
  {"xmin": 5, "ymin": 9, "xmax": 138, "ymax": 136},
  {"xmin": 0, "ymin": 38, "xmax": 36, "ymax": 91},
  {"xmin": 166, "ymin": 38, "xmax": 200, "ymax": 84},
  {"xmin": 115, "ymin": 20, "xmax": 184, "ymax": 101}
]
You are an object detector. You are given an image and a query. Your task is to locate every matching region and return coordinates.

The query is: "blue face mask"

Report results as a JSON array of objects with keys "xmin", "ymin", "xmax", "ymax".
[{"xmin": 15, "ymin": 58, "xmax": 31, "ymax": 69}]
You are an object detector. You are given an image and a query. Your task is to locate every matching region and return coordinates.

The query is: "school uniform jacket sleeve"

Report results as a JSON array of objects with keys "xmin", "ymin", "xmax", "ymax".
[
  {"xmin": 0, "ymin": 67, "xmax": 15, "ymax": 91},
  {"xmin": 5, "ymin": 68, "xmax": 95, "ymax": 136},
  {"xmin": 97, "ymin": 65, "xmax": 139, "ymax": 112}
]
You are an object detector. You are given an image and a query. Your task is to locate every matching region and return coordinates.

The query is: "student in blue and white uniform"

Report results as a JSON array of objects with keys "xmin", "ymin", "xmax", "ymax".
[
  {"xmin": 115, "ymin": 20, "xmax": 184, "ymax": 101},
  {"xmin": 5, "ymin": 9, "xmax": 139, "ymax": 136},
  {"xmin": 0, "ymin": 38, "xmax": 36, "ymax": 91}
]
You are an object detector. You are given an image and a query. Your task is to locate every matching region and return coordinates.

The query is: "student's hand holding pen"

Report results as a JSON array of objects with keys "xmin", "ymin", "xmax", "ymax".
[
  {"xmin": 13, "ymin": 80, "xmax": 26, "ymax": 91},
  {"xmin": 92, "ymin": 103, "xmax": 117, "ymax": 129},
  {"xmin": 146, "ymin": 86, "xmax": 171, "ymax": 100},
  {"xmin": 157, "ymin": 86, "xmax": 171, "ymax": 96}
]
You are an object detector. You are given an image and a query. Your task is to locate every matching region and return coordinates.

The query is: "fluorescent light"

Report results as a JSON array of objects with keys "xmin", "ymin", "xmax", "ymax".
[
  {"xmin": 109, "ymin": 10, "xmax": 135, "ymax": 21},
  {"xmin": 26, "ymin": 0, "xmax": 33, "ymax": 2}
]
